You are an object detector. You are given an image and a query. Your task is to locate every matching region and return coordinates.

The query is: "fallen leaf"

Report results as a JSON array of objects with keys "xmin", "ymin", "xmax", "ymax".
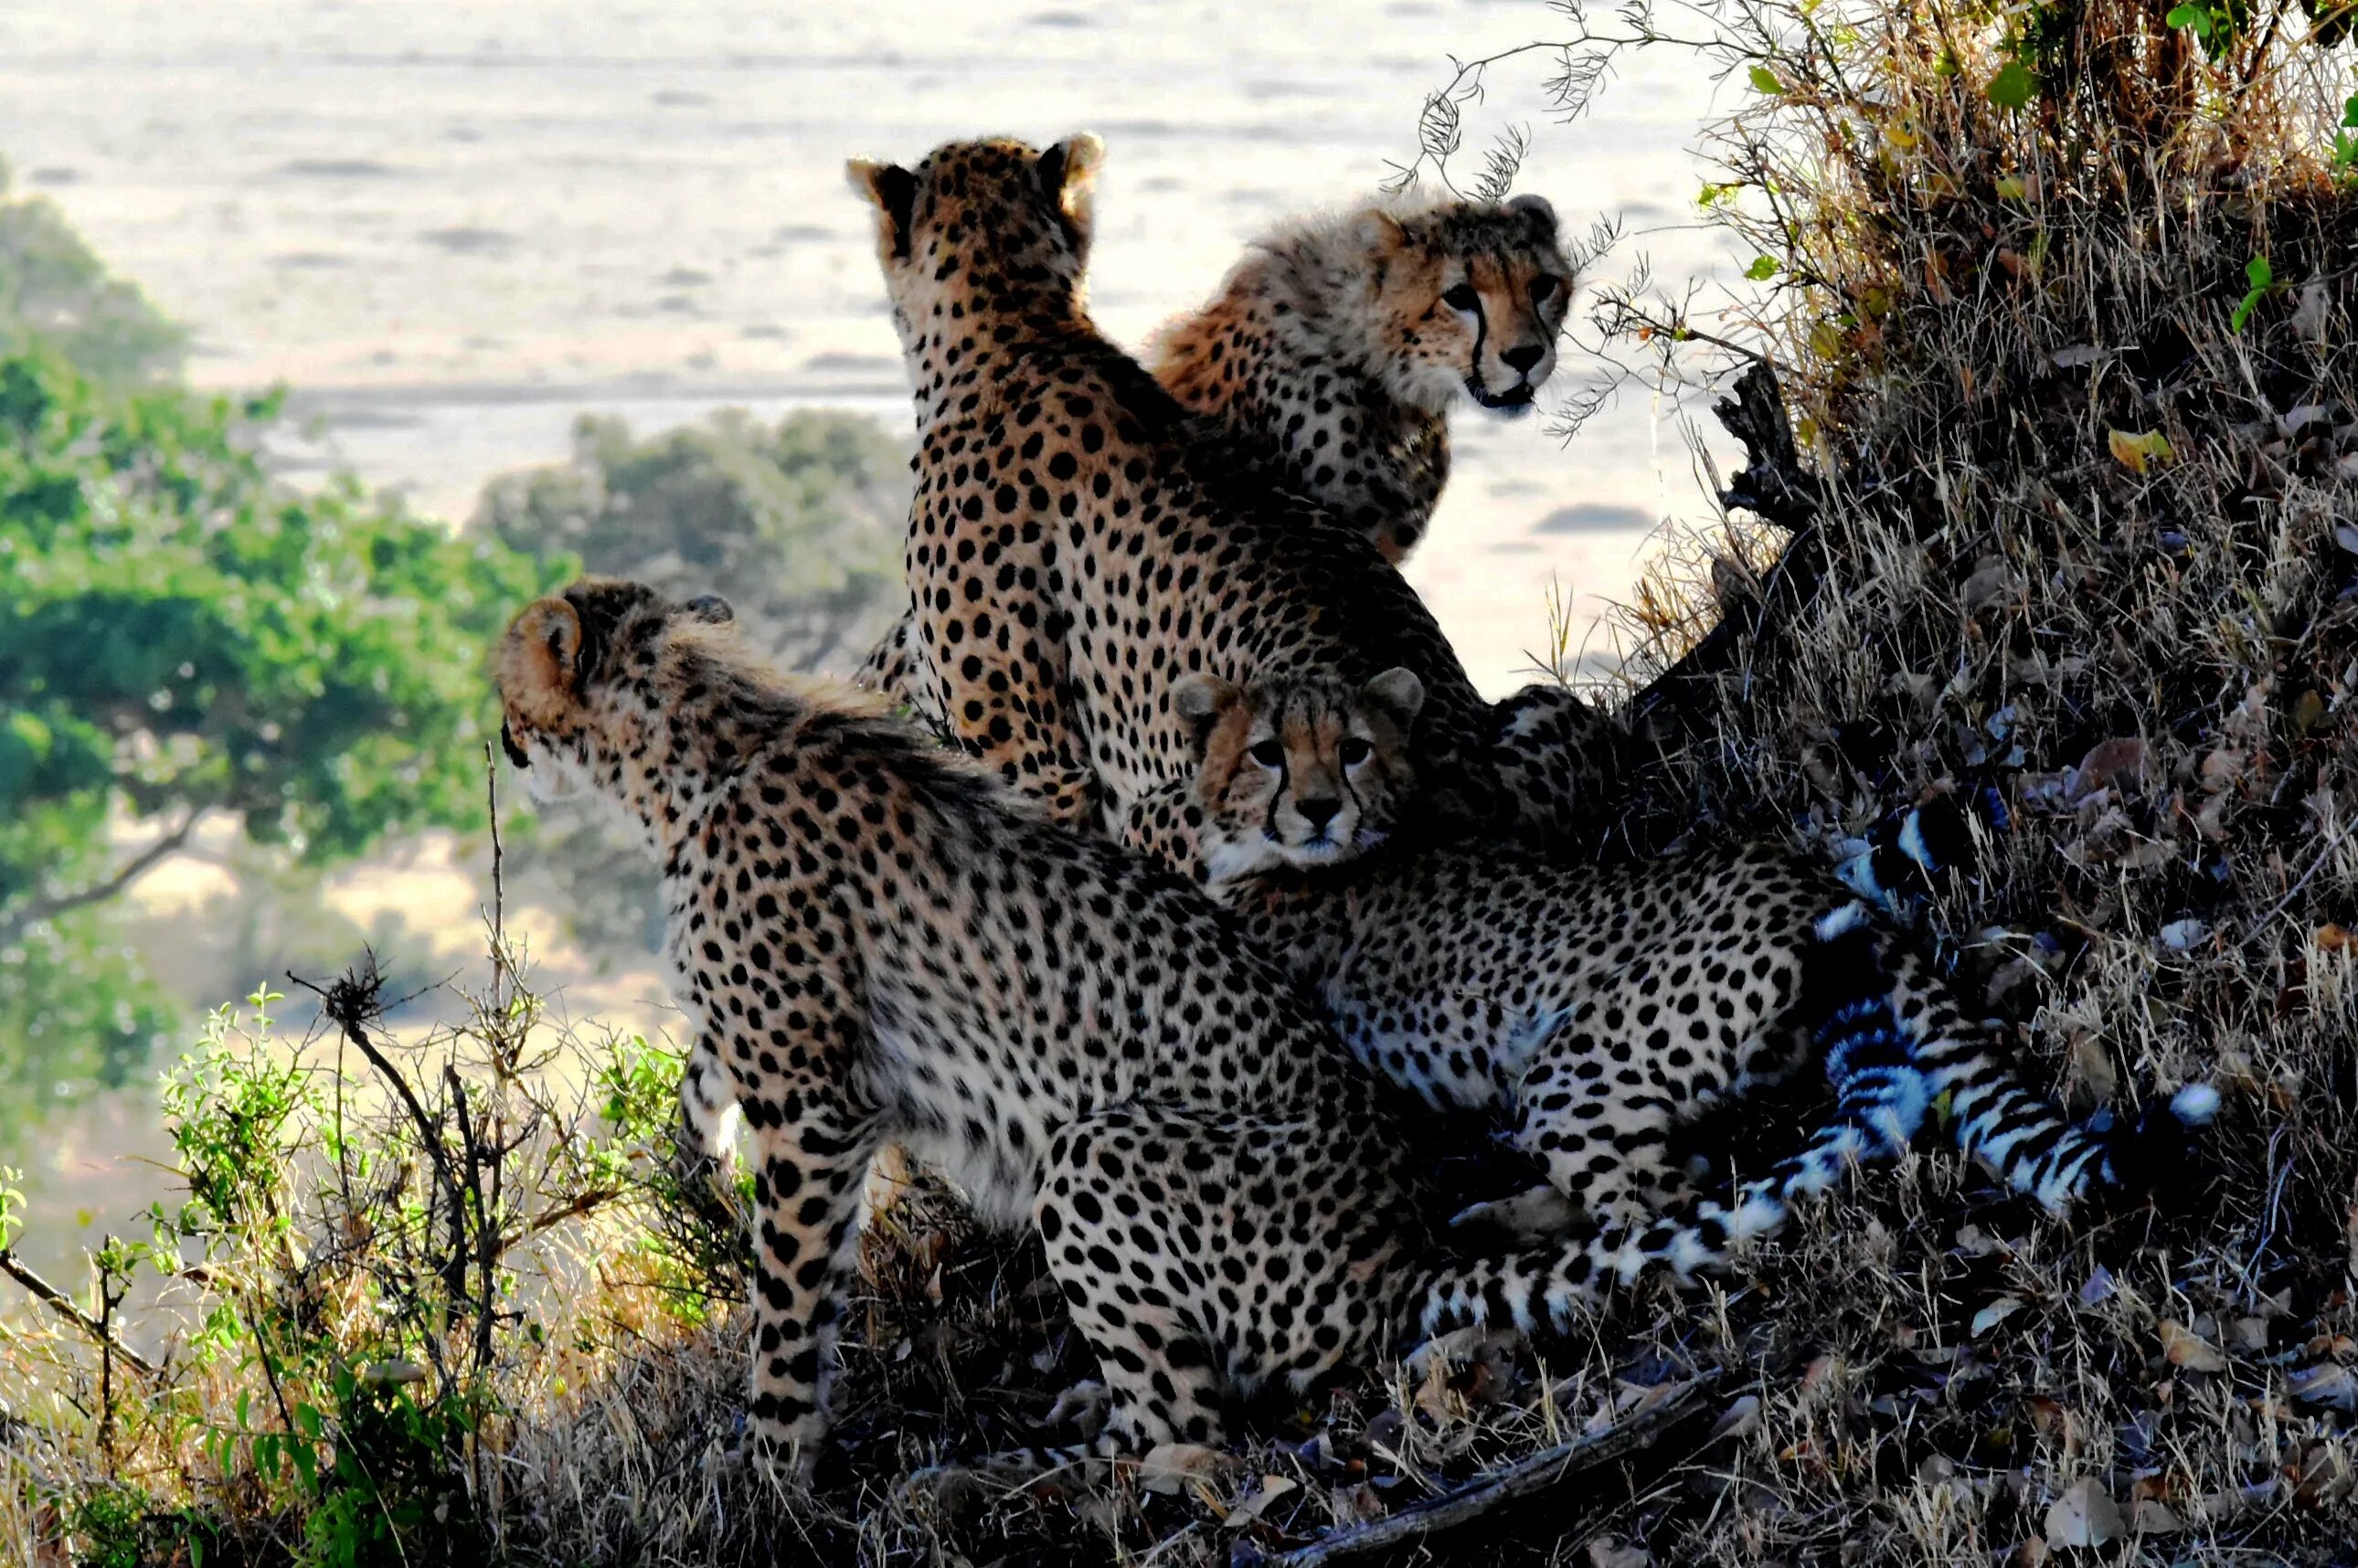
[
  {"xmin": 2072, "ymin": 737, "xmax": 2149, "ymax": 800},
  {"xmin": 2045, "ymin": 1478, "xmax": 2127, "ymax": 1547},
  {"xmin": 2161, "ymin": 1319, "xmax": 2228, "ymax": 1372},
  {"xmin": 2289, "ymin": 1361, "xmax": 2358, "ymax": 1411},
  {"xmin": 2131, "ymin": 1499, "xmax": 2183, "ymax": 1534},
  {"xmin": 1972, "ymin": 1296, "xmax": 2027, "ymax": 1336},
  {"xmin": 2108, "ymin": 428, "xmax": 2175, "ymax": 474},
  {"xmin": 2317, "ymin": 925, "xmax": 2353, "ymax": 954},
  {"xmin": 1588, "ymin": 1538, "xmax": 1653, "ymax": 1568},
  {"xmin": 1223, "ymin": 1473, "xmax": 1299, "ymax": 1530},
  {"xmin": 1138, "ymin": 1442, "xmax": 1229, "ymax": 1496}
]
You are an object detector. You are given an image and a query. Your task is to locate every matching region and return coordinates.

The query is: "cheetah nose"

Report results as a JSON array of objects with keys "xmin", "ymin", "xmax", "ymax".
[
  {"xmin": 1299, "ymin": 796, "xmax": 1342, "ymax": 831},
  {"xmin": 1501, "ymin": 343, "xmax": 1545, "ymax": 374}
]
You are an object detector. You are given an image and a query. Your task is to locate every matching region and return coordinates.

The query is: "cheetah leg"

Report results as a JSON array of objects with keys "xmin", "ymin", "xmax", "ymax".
[
  {"xmin": 911, "ymin": 581, "xmax": 1103, "ymax": 828},
  {"xmin": 741, "ymin": 1102, "xmax": 878, "ymax": 1476},
  {"xmin": 1486, "ymin": 1034, "xmax": 1694, "ymax": 1229},
  {"xmin": 1034, "ymin": 1112, "xmax": 1229, "ymax": 1457},
  {"xmin": 1111, "ymin": 777, "xmax": 1209, "ymax": 884},
  {"xmin": 850, "ymin": 609, "xmax": 950, "ymax": 737}
]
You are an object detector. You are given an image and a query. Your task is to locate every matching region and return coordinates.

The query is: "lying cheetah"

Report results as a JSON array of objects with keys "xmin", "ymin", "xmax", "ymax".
[
  {"xmin": 852, "ymin": 192, "xmax": 1575, "ymax": 722},
  {"xmin": 493, "ymin": 579, "xmax": 1945, "ymax": 1473},
  {"xmin": 1144, "ymin": 665, "xmax": 2219, "ymax": 1238},
  {"xmin": 843, "ymin": 133, "xmax": 1516, "ymax": 846}
]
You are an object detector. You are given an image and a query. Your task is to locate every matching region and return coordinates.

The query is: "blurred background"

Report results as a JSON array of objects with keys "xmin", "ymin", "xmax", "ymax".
[{"xmin": 0, "ymin": 0, "xmax": 1745, "ymax": 1273}]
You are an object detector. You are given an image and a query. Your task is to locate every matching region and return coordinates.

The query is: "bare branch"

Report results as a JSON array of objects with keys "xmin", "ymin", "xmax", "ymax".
[
  {"xmin": 0, "ymin": 810, "xmax": 202, "ymax": 944},
  {"xmin": 0, "ymin": 1247, "xmax": 163, "ymax": 1378}
]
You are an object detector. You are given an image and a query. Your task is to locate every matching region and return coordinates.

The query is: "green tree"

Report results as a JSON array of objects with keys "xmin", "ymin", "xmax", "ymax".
[
  {"xmin": 478, "ymin": 408, "xmax": 903, "ymax": 672},
  {"xmin": 479, "ymin": 408, "xmax": 906, "ymax": 967},
  {"xmin": 0, "ymin": 344, "xmax": 560, "ymax": 1119},
  {"xmin": 0, "ymin": 154, "xmax": 186, "ymax": 386}
]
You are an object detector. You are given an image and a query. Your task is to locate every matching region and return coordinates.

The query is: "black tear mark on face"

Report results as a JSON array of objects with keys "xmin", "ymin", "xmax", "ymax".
[{"xmin": 500, "ymin": 719, "xmax": 530, "ymax": 769}]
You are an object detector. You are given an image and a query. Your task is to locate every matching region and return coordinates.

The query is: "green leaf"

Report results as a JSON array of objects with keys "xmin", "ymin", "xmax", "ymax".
[
  {"xmin": 2342, "ymin": 91, "xmax": 2358, "ymax": 130},
  {"xmin": 1748, "ymin": 65, "xmax": 1783, "ymax": 95},
  {"xmin": 2246, "ymin": 255, "xmax": 2273, "ymax": 291},
  {"xmin": 1987, "ymin": 60, "xmax": 2036, "ymax": 111},
  {"xmin": 1745, "ymin": 255, "xmax": 1779, "ymax": 281},
  {"xmin": 2164, "ymin": 1, "xmax": 2211, "ymax": 36}
]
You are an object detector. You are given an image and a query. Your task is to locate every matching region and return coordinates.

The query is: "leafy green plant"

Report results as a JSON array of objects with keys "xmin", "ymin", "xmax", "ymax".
[{"xmin": 2233, "ymin": 253, "xmax": 2276, "ymax": 331}]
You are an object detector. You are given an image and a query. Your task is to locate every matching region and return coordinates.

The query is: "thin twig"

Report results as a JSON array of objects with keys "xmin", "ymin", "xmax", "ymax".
[
  {"xmin": 0, "ymin": 1247, "xmax": 162, "ymax": 1377},
  {"xmin": 1266, "ymin": 1372, "xmax": 1720, "ymax": 1565}
]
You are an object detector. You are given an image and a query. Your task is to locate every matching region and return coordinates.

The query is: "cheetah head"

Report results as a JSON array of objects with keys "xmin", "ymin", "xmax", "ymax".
[
  {"xmin": 1170, "ymin": 666, "xmax": 1425, "ymax": 883},
  {"xmin": 847, "ymin": 133, "xmax": 1103, "ymax": 346},
  {"xmin": 494, "ymin": 577, "xmax": 736, "ymax": 815},
  {"xmin": 1360, "ymin": 196, "xmax": 1573, "ymax": 417}
]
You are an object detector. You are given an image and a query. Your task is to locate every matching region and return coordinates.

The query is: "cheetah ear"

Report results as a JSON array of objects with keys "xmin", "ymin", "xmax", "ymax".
[
  {"xmin": 1172, "ymin": 672, "xmax": 1241, "ymax": 761},
  {"xmin": 1352, "ymin": 207, "xmax": 1409, "ymax": 257},
  {"xmin": 501, "ymin": 597, "xmax": 585, "ymax": 722},
  {"xmin": 1362, "ymin": 667, "xmax": 1426, "ymax": 729},
  {"xmin": 1506, "ymin": 192, "xmax": 1558, "ymax": 238},
  {"xmin": 847, "ymin": 158, "xmax": 918, "ymax": 261},
  {"xmin": 681, "ymin": 593, "xmax": 734, "ymax": 626},
  {"xmin": 1037, "ymin": 133, "xmax": 1104, "ymax": 257}
]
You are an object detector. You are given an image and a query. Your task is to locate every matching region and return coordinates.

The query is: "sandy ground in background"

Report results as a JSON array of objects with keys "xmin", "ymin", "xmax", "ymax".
[{"xmin": 0, "ymin": 0, "xmax": 1753, "ymax": 1279}]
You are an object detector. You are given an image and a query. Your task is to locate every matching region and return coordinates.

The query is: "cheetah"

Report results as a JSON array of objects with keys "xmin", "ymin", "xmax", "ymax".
[
  {"xmin": 852, "ymin": 192, "xmax": 1575, "ymax": 725},
  {"xmin": 493, "ymin": 578, "xmax": 1916, "ymax": 1474},
  {"xmin": 842, "ymin": 132, "xmax": 1522, "ymax": 851},
  {"xmin": 1145, "ymin": 664, "xmax": 2219, "ymax": 1241},
  {"xmin": 1152, "ymin": 195, "xmax": 1572, "ymax": 563}
]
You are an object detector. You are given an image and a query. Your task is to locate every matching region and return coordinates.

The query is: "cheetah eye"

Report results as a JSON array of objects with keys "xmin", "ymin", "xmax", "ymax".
[
  {"xmin": 1441, "ymin": 282, "xmax": 1481, "ymax": 313},
  {"xmin": 1249, "ymin": 738, "xmax": 1286, "ymax": 768},
  {"xmin": 1338, "ymin": 736, "xmax": 1372, "ymax": 767},
  {"xmin": 1529, "ymin": 274, "xmax": 1562, "ymax": 305}
]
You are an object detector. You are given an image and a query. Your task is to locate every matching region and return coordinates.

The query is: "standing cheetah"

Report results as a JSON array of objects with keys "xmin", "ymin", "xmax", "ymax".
[
  {"xmin": 1141, "ymin": 665, "xmax": 2218, "ymax": 1239},
  {"xmin": 842, "ymin": 132, "xmax": 1515, "ymax": 845},
  {"xmin": 852, "ymin": 192, "xmax": 1575, "ymax": 726},
  {"xmin": 493, "ymin": 579, "xmax": 1918, "ymax": 1474}
]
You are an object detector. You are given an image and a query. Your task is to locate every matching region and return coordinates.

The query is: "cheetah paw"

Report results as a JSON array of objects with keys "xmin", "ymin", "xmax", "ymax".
[{"xmin": 1449, "ymin": 1183, "xmax": 1579, "ymax": 1244}]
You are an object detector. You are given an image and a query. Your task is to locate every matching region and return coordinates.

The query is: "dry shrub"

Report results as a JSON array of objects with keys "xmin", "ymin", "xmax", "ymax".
[{"xmin": 1578, "ymin": 0, "xmax": 2358, "ymax": 1556}]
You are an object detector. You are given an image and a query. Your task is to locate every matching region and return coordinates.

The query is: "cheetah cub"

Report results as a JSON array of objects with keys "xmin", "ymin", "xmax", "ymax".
[
  {"xmin": 494, "ymin": 578, "xmax": 1790, "ymax": 1476},
  {"xmin": 1145, "ymin": 666, "xmax": 2219, "ymax": 1244},
  {"xmin": 1152, "ymin": 195, "xmax": 1573, "ymax": 563}
]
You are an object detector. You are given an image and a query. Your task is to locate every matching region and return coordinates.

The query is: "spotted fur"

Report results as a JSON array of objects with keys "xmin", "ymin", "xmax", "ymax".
[
  {"xmin": 496, "ymin": 577, "xmax": 1813, "ymax": 1476},
  {"xmin": 1152, "ymin": 668, "xmax": 2219, "ymax": 1265},
  {"xmin": 843, "ymin": 133, "xmax": 1527, "ymax": 850},
  {"xmin": 1151, "ymin": 196, "xmax": 1573, "ymax": 562}
]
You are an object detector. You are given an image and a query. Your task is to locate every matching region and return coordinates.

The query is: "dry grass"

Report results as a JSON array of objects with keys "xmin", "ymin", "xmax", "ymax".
[{"xmin": 15, "ymin": 2, "xmax": 2358, "ymax": 1562}]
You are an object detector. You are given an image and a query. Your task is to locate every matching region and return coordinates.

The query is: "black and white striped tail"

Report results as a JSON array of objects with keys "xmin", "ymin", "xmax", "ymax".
[
  {"xmin": 1415, "ymin": 906, "xmax": 2219, "ymax": 1339},
  {"xmin": 1838, "ymin": 783, "xmax": 2008, "ymax": 914},
  {"xmin": 1833, "ymin": 906, "xmax": 2220, "ymax": 1213}
]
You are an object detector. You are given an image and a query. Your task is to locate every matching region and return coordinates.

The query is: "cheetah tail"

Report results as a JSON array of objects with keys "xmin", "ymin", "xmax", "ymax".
[{"xmin": 1412, "ymin": 1201, "xmax": 1762, "ymax": 1340}]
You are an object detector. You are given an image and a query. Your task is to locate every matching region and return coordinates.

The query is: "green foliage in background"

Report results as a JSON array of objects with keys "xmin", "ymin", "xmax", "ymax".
[
  {"xmin": 478, "ymin": 407, "xmax": 903, "ymax": 672},
  {"xmin": 0, "ymin": 344, "xmax": 562, "ymax": 1115},
  {"xmin": 0, "ymin": 156, "xmax": 186, "ymax": 386},
  {"xmin": 481, "ymin": 408, "xmax": 908, "ymax": 968}
]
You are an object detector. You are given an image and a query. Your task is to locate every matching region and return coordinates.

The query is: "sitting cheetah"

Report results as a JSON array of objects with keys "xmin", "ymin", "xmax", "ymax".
[
  {"xmin": 853, "ymin": 193, "xmax": 1575, "ymax": 725},
  {"xmin": 1152, "ymin": 194, "xmax": 1571, "ymax": 563},
  {"xmin": 843, "ymin": 132, "xmax": 1528, "ymax": 850},
  {"xmin": 1145, "ymin": 665, "xmax": 2218, "ymax": 1238},
  {"xmin": 494, "ymin": 578, "xmax": 1989, "ymax": 1474}
]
